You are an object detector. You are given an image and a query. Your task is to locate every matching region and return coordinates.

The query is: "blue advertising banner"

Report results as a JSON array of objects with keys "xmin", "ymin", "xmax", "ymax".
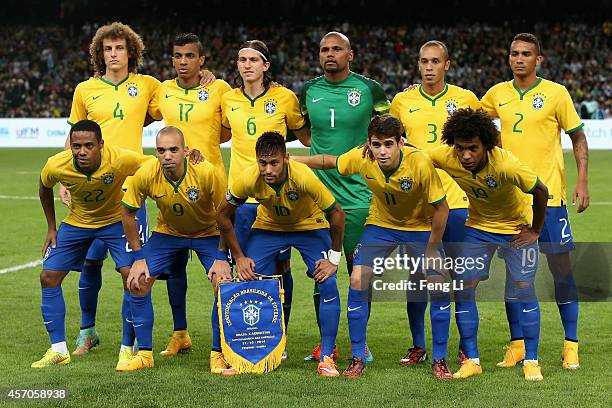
[{"xmin": 217, "ymin": 277, "xmax": 286, "ymax": 373}]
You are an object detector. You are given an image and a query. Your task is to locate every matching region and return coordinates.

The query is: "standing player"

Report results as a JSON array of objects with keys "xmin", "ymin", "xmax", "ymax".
[
  {"xmin": 32, "ymin": 120, "xmax": 145, "ymax": 368},
  {"xmin": 299, "ymin": 31, "xmax": 390, "ymax": 362},
  {"xmin": 149, "ymin": 33, "xmax": 232, "ymax": 357},
  {"xmin": 216, "ymin": 132, "xmax": 345, "ymax": 377},
  {"xmin": 390, "ymin": 40, "xmax": 480, "ymax": 366},
  {"xmin": 221, "ymin": 40, "xmax": 311, "ymax": 341},
  {"xmin": 293, "ymin": 114, "xmax": 451, "ymax": 379},
  {"xmin": 481, "ymin": 33, "xmax": 589, "ymax": 369},
  {"xmin": 120, "ymin": 126, "xmax": 233, "ymax": 373},
  {"xmin": 427, "ymin": 108, "xmax": 549, "ymax": 381},
  {"xmin": 65, "ymin": 22, "xmax": 161, "ymax": 361}
]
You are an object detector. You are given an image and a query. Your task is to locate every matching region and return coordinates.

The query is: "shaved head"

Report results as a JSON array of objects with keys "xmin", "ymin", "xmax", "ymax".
[
  {"xmin": 320, "ymin": 31, "xmax": 351, "ymax": 49},
  {"xmin": 156, "ymin": 126, "xmax": 185, "ymax": 148},
  {"xmin": 419, "ymin": 40, "xmax": 449, "ymax": 61}
]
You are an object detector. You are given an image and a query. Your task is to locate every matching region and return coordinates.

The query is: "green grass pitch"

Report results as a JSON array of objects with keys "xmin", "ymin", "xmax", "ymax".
[{"xmin": 0, "ymin": 148, "xmax": 610, "ymax": 407}]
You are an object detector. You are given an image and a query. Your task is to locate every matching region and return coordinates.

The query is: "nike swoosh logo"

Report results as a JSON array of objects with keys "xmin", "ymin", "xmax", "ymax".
[
  {"xmin": 43, "ymin": 320, "xmax": 53, "ymax": 325},
  {"xmin": 133, "ymin": 323, "xmax": 144, "ymax": 328},
  {"xmin": 231, "ymin": 107, "xmax": 240, "ymax": 111},
  {"xmin": 92, "ymin": 95, "xmax": 101, "ymax": 100},
  {"xmin": 560, "ymin": 238, "xmax": 571, "ymax": 246},
  {"xmin": 365, "ymin": 175, "xmax": 375, "ymax": 180},
  {"xmin": 522, "ymin": 307, "xmax": 538, "ymax": 313},
  {"xmin": 409, "ymin": 108, "xmax": 420, "ymax": 113},
  {"xmin": 347, "ymin": 306, "xmax": 362, "ymax": 311},
  {"xmin": 312, "ymin": 97, "xmax": 324, "ymax": 103},
  {"xmin": 323, "ymin": 297, "xmax": 337, "ymax": 303},
  {"xmin": 165, "ymin": 94, "xmax": 174, "ymax": 99},
  {"xmin": 498, "ymin": 101, "xmax": 512, "ymax": 107},
  {"xmin": 440, "ymin": 304, "xmax": 451, "ymax": 310},
  {"xmin": 557, "ymin": 301, "xmax": 575, "ymax": 305},
  {"xmin": 126, "ymin": 318, "xmax": 133, "ymax": 323},
  {"xmin": 78, "ymin": 286, "xmax": 89, "ymax": 290},
  {"xmin": 279, "ymin": 247, "xmax": 291, "ymax": 254},
  {"xmin": 153, "ymin": 194, "xmax": 166, "ymax": 199},
  {"xmin": 520, "ymin": 270, "xmax": 531, "ymax": 275},
  {"xmin": 454, "ymin": 310, "xmax": 469, "ymax": 314}
]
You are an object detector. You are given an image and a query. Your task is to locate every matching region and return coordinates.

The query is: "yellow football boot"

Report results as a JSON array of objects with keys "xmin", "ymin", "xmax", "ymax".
[
  {"xmin": 452, "ymin": 359, "xmax": 482, "ymax": 379},
  {"xmin": 523, "ymin": 360, "xmax": 544, "ymax": 381},
  {"xmin": 496, "ymin": 339, "xmax": 525, "ymax": 367},
  {"xmin": 31, "ymin": 348, "xmax": 71, "ymax": 368},
  {"xmin": 160, "ymin": 330, "xmax": 192, "ymax": 356},
  {"xmin": 116, "ymin": 350, "xmax": 154, "ymax": 372},
  {"xmin": 562, "ymin": 340, "xmax": 579, "ymax": 370}
]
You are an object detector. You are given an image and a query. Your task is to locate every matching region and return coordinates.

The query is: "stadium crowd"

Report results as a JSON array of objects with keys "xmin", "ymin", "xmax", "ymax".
[{"xmin": 1, "ymin": 21, "xmax": 610, "ymax": 118}]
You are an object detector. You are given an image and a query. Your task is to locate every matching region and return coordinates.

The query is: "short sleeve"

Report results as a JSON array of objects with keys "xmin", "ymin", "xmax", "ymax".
[
  {"xmin": 556, "ymin": 86, "xmax": 584, "ymax": 134},
  {"xmin": 228, "ymin": 170, "xmax": 250, "ymax": 201},
  {"xmin": 500, "ymin": 151, "xmax": 539, "ymax": 193},
  {"xmin": 68, "ymin": 84, "xmax": 87, "ymax": 125},
  {"xmin": 302, "ymin": 169, "xmax": 336, "ymax": 212},
  {"xmin": 369, "ymin": 79, "xmax": 390, "ymax": 114},
  {"xmin": 284, "ymin": 89, "xmax": 306, "ymax": 130},
  {"xmin": 466, "ymin": 90, "xmax": 481, "ymax": 110},
  {"xmin": 119, "ymin": 149, "xmax": 148, "ymax": 176},
  {"xmin": 335, "ymin": 147, "xmax": 364, "ymax": 176},
  {"xmin": 121, "ymin": 169, "xmax": 148, "ymax": 211},
  {"xmin": 40, "ymin": 160, "xmax": 58, "ymax": 189},
  {"xmin": 389, "ymin": 94, "xmax": 401, "ymax": 118},
  {"xmin": 221, "ymin": 96, "xmax": 231, "ymax": 129},
  {"xmin": 424, "ymin": 145, "xmax": 449, "ymax": 169},
  {"xmin": 417, "ymin": 154, "xmax": 446, "ymax": 204},
  {"xmin": 202, "ymin": 162, "xmax": 225, "ymax": 208},
  {"xmin": 480, "ymin": 87, "xmax": 498, "ymax": 118}
]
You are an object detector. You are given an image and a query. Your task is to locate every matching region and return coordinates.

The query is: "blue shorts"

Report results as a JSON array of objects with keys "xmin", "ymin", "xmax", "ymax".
[
  {"xmin": 443, "ymin": 208, "xmax": 468, "ymax": 259},
  {"xmin": 539, "ymin": 206, "xmax": 575, "ymax": 254},
  {"xmin": 246, "ymin": 228, "xmax": 330, "ymax": 277},
  {"xmin": 457, "ymin": 227, "xmax": 539, "ymax": 286},
  {"xmin": 234, "ymin": 203, "xmax": 290, "ymax": 263},
  {"xmin": 86, "ymin": 205, "xmax": 149, "ymax": 261},
  {"xmin": 144, "ymin": 232, "xmax": 219, "ymax": 278},
  {"xmin": 43, "ymin": 222, "xmax": 132, "ymax": 272},
  {"xmin": 353, "ymin": 225, "xmax": 431, "ymax": 268}
]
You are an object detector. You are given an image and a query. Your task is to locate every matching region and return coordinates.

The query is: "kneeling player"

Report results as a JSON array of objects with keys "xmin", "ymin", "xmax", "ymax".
[
  {"xmin": 217, "ymin": 132, "xmax": 345, "ymax": 377},
  {"xmin": 294, "ymin": 114, "xmax": 451, "ymax": 379},
  {"xmin": 427, "ymin": 108, "xmax": 549, "ymax": 381},
  {"xmin": 120, "ymin": 126, "xmax": 232, "ymax": 372},
  {"xmin": 33, "ymin": 120, "xmax": 147, "ymax": 368}
]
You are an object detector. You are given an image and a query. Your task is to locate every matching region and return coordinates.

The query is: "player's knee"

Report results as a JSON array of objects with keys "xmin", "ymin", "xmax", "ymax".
[
  {"xmin": 84, "ymin": 259, "xmax": 103, "ymax": 267},
  {"xmin": 40, "ymin": 269, "xmax": 63, "ymax": 288},
  {"xmin": 317, "ymin": 275, "xmax": 338, "ymax": 295},
  {"xmin": 506, "ymin": 281, "xmax": 536, "ymax": 301}
]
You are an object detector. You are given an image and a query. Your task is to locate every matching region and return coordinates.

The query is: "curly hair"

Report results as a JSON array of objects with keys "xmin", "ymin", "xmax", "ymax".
[
  {"xmin": 442, "ymin": 108, "xmax": 499, "ymax": 150},
  {"xmin": 89, "ymin": 22, "xmax": 145, "ymax": 75},
  {"xmin": 233, "ymin": 40, "xmax": 272, "ymax": 88}
]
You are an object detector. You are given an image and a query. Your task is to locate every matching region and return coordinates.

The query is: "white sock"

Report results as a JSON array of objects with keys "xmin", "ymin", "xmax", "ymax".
[
  {"xmin": 524, "ymin": 359, "xmax": 538, "ymax": 365},
  {"xmin": 51, "ymin": 341, "xmax": 68, "ymax": 355},
  {"xmin": 120, "ymin": 344, "xmax": 134, "ymax": 353},
  {"xmin": 470, "ymin": 358, "xmax": 481, "ymax": 365}
]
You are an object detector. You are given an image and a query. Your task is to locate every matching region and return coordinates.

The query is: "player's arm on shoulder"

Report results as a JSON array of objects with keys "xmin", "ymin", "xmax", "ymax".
[
  {"xmin": 290, "ymin": 153, "xmax": 336, "ymax": 169},
  {"xmin": 290, "ymin": 126, "xmax": 311, "ymax": 147},
  {"xmin": 39, "ymin": 175, "xmax": 57, "ymax": 258}
]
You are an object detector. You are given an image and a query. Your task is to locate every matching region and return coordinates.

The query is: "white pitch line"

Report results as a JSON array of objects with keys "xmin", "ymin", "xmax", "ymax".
[
  {"xmin": 0, "ymin": 260, "xmax": 42, "ymax": 274},
  {"xmin": 0, "ymin": 195, "xmax": 60, "ymax": 201}
]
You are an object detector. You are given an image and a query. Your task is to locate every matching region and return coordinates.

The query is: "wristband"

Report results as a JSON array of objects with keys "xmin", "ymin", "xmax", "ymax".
[
  {"xmin": 216, "ymin": 249, "xmax": 229, "ymax": 261},
  {"xmin": 327, "ymin": 249, "xmax": 342, "ymax": 266},
  {"xmin": 132, "ymin": 249, "xmax": 145, "ymax": 261}
]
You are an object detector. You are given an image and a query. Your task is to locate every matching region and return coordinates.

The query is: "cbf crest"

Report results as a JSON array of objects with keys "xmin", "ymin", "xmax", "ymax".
[
  {"xmin": 186, "ymin": 185, "xmax": 200, "ymax": 201},
  {"xmin": 101, "ymin": 172, "xmax": 114, "ymax": 185},
  {"xmin": 347, "ymin": 88, "xmax": 362, "ymax": 107},
  {"xmin": 126, "ymin": 83, "xmax": 139, "ymax": 97},
  {"xmin": 399, "ymin": 176, "xmax": 413, "ymax": 192},
  {"xmin": 264, "ymin": 99, "xmax": 277, "ymax": 115},
  {"xmin": 242, "ymin": 301, "xmax": 261, "ymax": 326},
  {"xmin": 286, "ymin": 188, "xmax": 299, "ymax": 201},
  {"xmin": 532, "ymin": 93, "xmax": 546, "ymax": 110},
  {"xmin": 445, "ymin": 99, "xmax": 459, "ymax": 116},
  {"xmin": 198, "ymin": 89, "xmax": 209, "ymax": 101},
  {"xmin": 485, "ymin": 174, "xmax": 498, "ymax": 188}
]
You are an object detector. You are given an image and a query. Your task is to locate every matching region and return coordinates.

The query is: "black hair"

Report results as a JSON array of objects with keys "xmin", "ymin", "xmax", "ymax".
[
  {"xmin": 442, "ymin": 108, "xmax": 498, "ymax": 150},
  {"xmin": 368, "ymin": 114, "xmax": 402, "ymax": 142},
  {"xmin": 70, "ymin": 120, "xmax": 102, "ymax": 142},
  {"xmin": 512, "ymin": 33, "xmax": 541, "ymax": 55},
  {"xmin": 255, "ymin": 131, "xmax": 286, "ymax": 157},
  {"xmin": 173, "ymin": 33, "xmax": 204, "ymax": 55}
]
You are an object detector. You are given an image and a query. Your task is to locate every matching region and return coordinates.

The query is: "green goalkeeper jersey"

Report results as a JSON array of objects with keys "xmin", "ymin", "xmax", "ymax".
[{"xmin": 300, "ymin": 72, "xmax": 390, "ymax": 210}]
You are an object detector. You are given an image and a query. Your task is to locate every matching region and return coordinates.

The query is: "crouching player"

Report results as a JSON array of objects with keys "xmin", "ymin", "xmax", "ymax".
[
  {"xmin": 216, "ymin": 132, "xmax": 345, "ymax": 377},
  {"xmin": 120, "ymin": 126, "xmax": 232, "ymax": 372},
  {"xmin": 294, "ymin": 114, "xmax": 451, "ymax": 379},
  {"xmin": 427, "ymin": 108, "xmax": 549, "ymax": 381},
  {"xmin": 33, "ymin": 120, "xmax": 147, "ymax": 368}
]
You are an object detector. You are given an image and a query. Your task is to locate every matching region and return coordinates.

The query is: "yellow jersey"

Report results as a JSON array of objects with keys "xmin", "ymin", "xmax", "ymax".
[
  {"xmin": 229, "ymin": 160, "xmax": 336, "ymax": 232},
  {"xmin": 337, "ymin": 146, "xmax": 446, "ymax": 231},
  {"xmin": 68, "ymin": 73, "xmax": 162, "ymax": 153},
  {"xmin": 427, "ymin": 145, "xmax": 539, "ymax": 234},
  {"xmin": 152, "ymin": 78, "xmax": 232, "ymax": 186},
  {"xmin": 221, "ymin": 86, "xmax": 306, "ymax": 196},
  {"xmin": 481, "ymin": 78, "xmax": 583, "ymax": 206},
  {"xmin": 390, "ymin": 83, "xmax": 481, "ymax": 210},
  {"xmin": 40, "ymin": 146, "xmax": 145, "ymax": 228},
  {"xmin": 121, "ymin": 159, "xmax": 223, "ymax": 238}
]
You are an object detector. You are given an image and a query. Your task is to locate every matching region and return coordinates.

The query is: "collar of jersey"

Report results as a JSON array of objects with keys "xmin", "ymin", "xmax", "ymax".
[
  {"xmin": 242, "ymin": 86, "xmax": 269, "ymax": 107},
  {"xmin": 268, "ymin": 167, "xmax": 289, "ymax": 196},
  {"xmin": 379, "ymin": 150, "xmax": 403, "ymax": 182},
  {"xmin": 418, "ymin": 83, "xmax": 448, "ymax": 106},
  {"xmin": 72, "ymin": 151, "xmax": 103, "ymax": 181},
  {"xmin": 322, "ymin": 71, "xmax": 353, "ymax": 86},
  {"xmin": 175, "ymin": 78, "xmax": 201, "ymax": 94},
  {"xmin": 99, "ymin": 73, "xmax": 130, "ymax": 90},
  {"xmin": 163, "ymin": 159, "xmax": 188, "ymax": 192},
  {"xmin": 470, "ymin": 152, "xmax": 490, "ymax": 178},
  {"xmin": 511, "ymin": 77, "xmax": 542, "ymax": 100}
]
